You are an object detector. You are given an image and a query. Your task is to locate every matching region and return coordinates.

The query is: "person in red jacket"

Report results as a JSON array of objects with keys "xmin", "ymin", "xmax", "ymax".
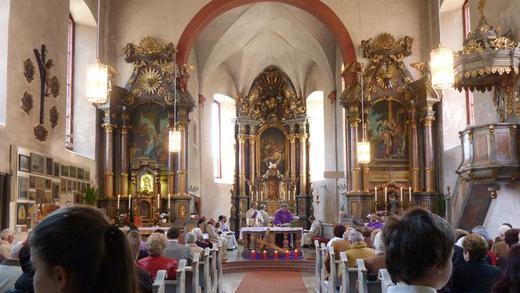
[{"xmin": 137, "ymin": 232, "xmax": 178, "ymax": 280}]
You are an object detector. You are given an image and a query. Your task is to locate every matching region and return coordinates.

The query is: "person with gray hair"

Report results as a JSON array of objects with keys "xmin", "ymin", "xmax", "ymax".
[
  {"xmin": 0, "ymin": 229, "xmax": 14, "ymax": 245},
  {"xmin": 364, "ymin": 231, "xmax": 386, "ymax": 280},
  {"xmin": 185, "ymin": 232, "xmax": 204, "ymax": 255},
  {"xmin": 345, "ymin": 230, "xmax": 375, "ymax": 268}
]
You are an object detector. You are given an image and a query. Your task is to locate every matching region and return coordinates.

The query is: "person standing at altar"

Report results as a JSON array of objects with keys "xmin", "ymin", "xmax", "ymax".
[
  {"xmin": 258, "ymin": 204, "xmax": 270, "ymax": 226},
  {"xmin": 366, "ymin": 214, "xmax": 384, "ymax": 231},
  {"xmin": 273, "ymin": 203, "xmax": 294, "ymax": 226},
  {"xmin": 246, "ymin": 203, "xmax": 261, "ymax": 226}
]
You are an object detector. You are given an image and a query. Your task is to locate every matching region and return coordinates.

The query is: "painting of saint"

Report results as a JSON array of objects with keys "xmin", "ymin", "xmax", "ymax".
[
  {"xmin": 260, "ymin": 127, "xmax": 286, "ymax": 174},
  {"xmin": 130, "ymin": 104, "xmax": 169, "ymax": 166},
  {"xmin": 368, "ymin": 100, "xmax": 408, "ymax": 160}
]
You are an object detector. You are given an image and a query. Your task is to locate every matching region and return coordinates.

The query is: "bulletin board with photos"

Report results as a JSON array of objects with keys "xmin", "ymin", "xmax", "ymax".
[{"xmin": 16, "ymin": 151, "xmax": 93, "ymax": 229}]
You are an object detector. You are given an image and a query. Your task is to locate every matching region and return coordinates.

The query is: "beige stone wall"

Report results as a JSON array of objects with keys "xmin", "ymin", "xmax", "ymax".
[{"xmin": 1, "ymin": 0, "xmax": 96, "ymax": 217}]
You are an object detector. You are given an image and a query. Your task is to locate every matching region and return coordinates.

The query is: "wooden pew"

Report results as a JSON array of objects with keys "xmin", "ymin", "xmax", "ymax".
[
  {"xmin": 185, "ymin": 252, "xmax": 201, "ymax": 293},
  {"xmin": 314, "ymin": 240, "xmax": 322, "ymax": 293},
  {"xmin": 153, "ymin": 270, "xmax": 167, "ymax": 293},
  {"xmin": 379, "ymin": 269, "xmax": 395, "ymax": 293},
  {"xmin": 336, "ymin": 253, "xmax": 359, "ymax": 293},
  {"xmin": 210, "ymin": 247, "xmax": 218, "ymax": 293},
  {"xmin": 202, "ymin": 248, "xmax": 212, "ymax": 293},
  {"xmin": 356, "ymin": 259, "xmax": 381, "ymax": 293},
  {"xmin": 327, "ymin": 246, "xmax": 337, "ymax": 293},
  {"xmin": 165, "ymin": 259, "xmax": 187, "ymax": 293},
  {"xmin": 320, "ymin": 243, "xmax": 328, "ymax": 293},
  {"xmin": 216, "ymin": 242, "xmax": 224, "ymax": 293}
]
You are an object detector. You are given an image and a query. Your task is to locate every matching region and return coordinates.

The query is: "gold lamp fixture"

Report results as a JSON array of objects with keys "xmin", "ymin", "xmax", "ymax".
[
  {"xmin": 357, "ymin": 66, "xmax": 371, "ymax": 164},
  {"xmin": 87, "ymin": 0, "xmax": 109, "ymax": 104},
  {"xmin": 430, "ymin": 45, "xmax": 455, "ymax": 90}
]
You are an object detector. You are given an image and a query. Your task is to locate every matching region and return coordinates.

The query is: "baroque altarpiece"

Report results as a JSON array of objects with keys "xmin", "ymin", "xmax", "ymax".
[
  {"xmin": 97, "ymin": 37, "xmax": 195, "ymax": 227},
  {"xmin": 230, "ymin": 66, "xmax": 313, "ymax": 230},
  {"xmin": 341, "ymin": 33, "xmax": 444, "ymax": 222}
]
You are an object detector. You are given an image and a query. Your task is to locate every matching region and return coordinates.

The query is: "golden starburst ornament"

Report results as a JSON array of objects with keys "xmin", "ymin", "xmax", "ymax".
[
  {"xmin": 137, "ymin": 68, "xmax": 162, "ymax": 95},
  {"xmin": 376, "ymin": 63, "xmax": 399, "ymax": 89}
]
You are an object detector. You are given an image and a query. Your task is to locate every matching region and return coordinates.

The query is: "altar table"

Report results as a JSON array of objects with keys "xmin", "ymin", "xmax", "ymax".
[{"xmin": 240, "ymin": 227, "xmax": 303, "ymax": 252}]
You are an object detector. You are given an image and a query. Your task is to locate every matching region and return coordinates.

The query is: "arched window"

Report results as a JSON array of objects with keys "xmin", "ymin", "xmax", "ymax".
[
  {"xmin": 0, "ymin": 0, "xmax": 10, "ymax": 126},
  {"xmin": 212, "ymin": 94, "xmax": 236, "ymax": 183},
  {"xmin": 65, "ymin": 15, "xmax": 75, "ymax": 149},
  {"xmin": 307, "ymin": 91, "xmax": 325, "ymax": 182}
]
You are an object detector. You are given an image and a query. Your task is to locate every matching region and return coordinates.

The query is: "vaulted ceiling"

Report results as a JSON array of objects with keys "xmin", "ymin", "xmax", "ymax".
[{"xmin": 194, "ymin": 2, "xmax": 339, "ymax": 98}]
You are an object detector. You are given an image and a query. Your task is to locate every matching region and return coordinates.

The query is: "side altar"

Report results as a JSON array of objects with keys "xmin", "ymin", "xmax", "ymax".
[{"xmin": 96, "ymin": 37, "xmax": 196, "ymax": 229}]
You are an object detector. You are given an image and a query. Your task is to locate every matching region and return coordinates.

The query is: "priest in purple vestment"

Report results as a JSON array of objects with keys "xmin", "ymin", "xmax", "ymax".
[
  {"xmin": 273, "ymin": 203, "xmax": 294, "ymax": 226},
  {"xmin": 366, "ymin": 214, "xmax": 384, "ymax": 230}
]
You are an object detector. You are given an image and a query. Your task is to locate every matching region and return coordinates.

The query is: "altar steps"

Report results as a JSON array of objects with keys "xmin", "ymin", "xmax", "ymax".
[{"xmin": 222, "ymin": 259, "xmax": 315, "ymax": 273}]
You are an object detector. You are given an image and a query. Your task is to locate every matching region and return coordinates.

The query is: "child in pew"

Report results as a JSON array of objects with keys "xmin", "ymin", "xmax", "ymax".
[{"xmin": 29, "ymin": 206, "xmax": 139, "ymax": 293}]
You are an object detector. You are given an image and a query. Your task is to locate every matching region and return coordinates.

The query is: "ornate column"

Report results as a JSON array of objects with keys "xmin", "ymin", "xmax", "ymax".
[
  {"xmin": 120, "ymin": 110, "xmax": 130, "ymax": 197},
  {"xmin": 408, "ymin": 107, "xmax": 420, "ymax": 192},
  {"xmin": 238, "ymin": 125, "xmax": 248, "ymax": 196},
  {"xmin": 249, "ymin": 134, "xmax": 256, "ymax": 185},
  {"xmin": 422, "ymin": 106, "xmax": 436, "ymax": 192},
  {"xmin": 349, "ymin": 114, "xmax": 362, "ymax": 193},
  {"xmin": 102, "ymin": 109, "xmax": 114, "ymax": 198},
  {"xmin": 298, "ymin": 123, "xmax": 308, "ymax": 196},
  {"xmin": 176, "ymin": 120, "xmax": 189, "ymax": 196}
]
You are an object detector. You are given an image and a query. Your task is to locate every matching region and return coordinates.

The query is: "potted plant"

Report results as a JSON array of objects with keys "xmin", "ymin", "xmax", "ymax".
[{"xmin": 83, "ymin": 186, "xmax": 99, "ymax": 206}]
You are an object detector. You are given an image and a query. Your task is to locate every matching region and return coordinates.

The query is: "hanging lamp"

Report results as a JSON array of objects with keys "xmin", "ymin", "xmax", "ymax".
[
  {"xmin": 87, "ymin": 0, "xmax": 108, "ymax": 104},
  {"xmin": 357, "ymin": 68, "xmax": 371, "ymax": 164},
  {"xmin": 169, "ymin": 63, "xmax": 182, "ymax": 153},
  {"xmin": 430, "ymin": 45, "xmax": 455, "ymax": 90}
]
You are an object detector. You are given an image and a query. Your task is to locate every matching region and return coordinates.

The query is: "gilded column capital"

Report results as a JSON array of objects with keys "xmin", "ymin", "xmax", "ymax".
[
  {"xmin": 238, "ymin": 134, "xmax": 248, "ymax": 143},
  {"xmin": 248, "ymin": 135, "xmax": 257, "ymax": 143},
  {"xmin": 422, "ymin": 116, "xmax": 435, "ymax": 127},
  {"xmin": 102, "ymin": 123, "xmax": 114, "ymax": 133},
  {"xmin": 288, "ymin": 134, "xmax": 297, "ymax": 143}
]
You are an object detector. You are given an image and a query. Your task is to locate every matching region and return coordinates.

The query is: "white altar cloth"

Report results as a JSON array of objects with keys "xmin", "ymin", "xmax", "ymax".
[{"xmin": 239, "ymin": 226, "xmax": 303, "ymax": 240}]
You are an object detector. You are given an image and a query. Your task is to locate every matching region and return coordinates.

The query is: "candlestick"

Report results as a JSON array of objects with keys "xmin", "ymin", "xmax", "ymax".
[
  {"xmin": 263, "ymin": 250, "xmax": 267, "ymax": 260},
  {"xmin": 260, "ymin": 191, "xmax": 263, "ymax": 201},
  {"xmin": 294, "ymin": 249, "xmax": 299, "ymax": 258},
  {"xmin": 157, "ymin": 194, "xmax": 160, "ymax": 209},
  {"xmin": 285, "ymin": 250, "xmax": 290, "ymax": 259},
  {"xmin": 409, "ymin": 187, "xmax": 412, "ymax": 202},
  {"xmin": 384, "ymin": 187, "xmax": 388, "ymax": 202},
  {"xmin": 374, "ymin": 187, "xmax": 378, "ymax": 202},
  {"xmin": 168, "ymin": 194, "xmax": 171, "ymax": 209},
  {"xmin": 128, "ymin": 194, "xmax": 131, "ymax": 209},
  {"xmin": 400, "ymin": 187, "xmax": 403, "ymax": 202},
  {"xmin": 117, "ymin": 194, "xmax": 120, "ymax": 210},
  {"xmin": 274, "ymin": 250, "xmax": 279, "ymax": 260},
  {"xmin": 251, "ymin": 250, "xmax": 256, "ymax": 260}
]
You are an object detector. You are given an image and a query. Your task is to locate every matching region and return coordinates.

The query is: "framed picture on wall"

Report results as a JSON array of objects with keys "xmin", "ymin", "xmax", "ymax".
[
  {"xmin": 85, "ymin": 171, "xmax": 90, "ymax": 181},
  {"xmin": 61, "ymin": 165, "xmax": 69, "ymax": 177},
  {"xmin": 73, "ymin": 192, "xmax": 84, "ymax": 204},
  {"xmin": 44, "ymin": 191, "xmax": 52, "ymax": 204},
  {"xmin": 77, "ymin": 168, "xmax": 84, "ymax": 180},
  {"xmin": 46, "ymin": 158, "xmax": 53, "ymax": 175},
  {"xmin": 66, "ymin": 180, "xmax": 72, "ymax": 192},
  {"xmin": 18, "ymin": 176, "xmax": 29, "ymax": 200},
  {"xmin": 44, "ymin": 179, "xmax": 52, "ymax": 190},
  {"xmin": 70, "ymin": 167, "xmax": 77, "ymax": 179},
  {"xmin": 35, "ymin": 189, "xmax": 45, "ymax": 203},
  {"xmin": 35, "ymin": 177, "xmax": 45, "ymax": 189},
  {"xmin": 16, "ymin": 203, "xmax": 28, "ymax": 225},
  {"xmin": 61, "ymin": 179, "xmax": 66, "ymax": 192},
  {"xmin": 29, "ymin": 176, "xmax": 36, "ymax": 189},
  {"xmin": 28, "ymin": 190, "xmax": 36, "ymax": 201},
  {"xmin": 52, "ymin": 183, "xmax": 60, "ymax": 202},
  {"xmin": 27, "ymin": 204, "xmax": 37, "ymax": 219},
  {"xmin": 53, "ymin": 162, "xmax": 60, "ymax": 177},
  {"xmin": 19, "ymin": 155, "xmax": 30, "ymax": 172},
  {"xmin": 30, "ymin": 153, "xmax": 45, "ymax": 174}
]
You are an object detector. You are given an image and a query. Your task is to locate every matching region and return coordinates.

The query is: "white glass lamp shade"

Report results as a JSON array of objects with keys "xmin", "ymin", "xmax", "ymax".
[
  {"xmin": 430, "ymin": 47, "xmax": 454, "ymax": 90},
  {"xmin": 87, "ymin": 62, "xmax": 108, "ymax": 104},
  {"xmin": 169, "ymin": 129, "xmax": 182, "ymax": 152},
  {"xmin": 357, "ymin": 141, "xmax": 371, "ymax": 164}
]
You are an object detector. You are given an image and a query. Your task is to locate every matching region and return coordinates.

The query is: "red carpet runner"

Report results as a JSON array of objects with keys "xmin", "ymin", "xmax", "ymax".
[{"xmin": 236, "ymin": 271, "xmax": 308, "ymax": 293}]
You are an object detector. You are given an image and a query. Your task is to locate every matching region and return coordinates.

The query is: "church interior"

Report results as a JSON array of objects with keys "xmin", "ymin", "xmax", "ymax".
[{"xmin": 1, "ymin": 0, "xmax": 520, "ymax": 292}]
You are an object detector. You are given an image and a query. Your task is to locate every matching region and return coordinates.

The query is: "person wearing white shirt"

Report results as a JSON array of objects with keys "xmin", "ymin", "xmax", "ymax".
[
  {"xmin": 258, "ymin": 204, "xmax": 270, "ymax": 226},
  {"xmin": 385, "ymin": 208, "xmax": 454, "ymax": 293},
  {"xmin": 326, "ymin": 224, "xmax": 347, "ymax": 248},
  {"xmin": 245, "ymin": 203, "xmax": 261, "ymax": 227}
]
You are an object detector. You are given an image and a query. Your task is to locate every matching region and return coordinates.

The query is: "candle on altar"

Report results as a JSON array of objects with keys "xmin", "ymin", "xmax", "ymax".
[
  {"xmin": 157, "ymin": 194, "xmax": 160, "ymax": 209},
  {"xmin": 260, "ymin": 191, "xmax": 263, "ymax": 201},
  {"xmin": 117, "ymin": 195, "xmax": 121, "ymax": 210},
  {"xmin": 294, "ymin": 249, "xmax": 299, "ymax": 258},
  {"xmin": 274, "ymin": 250, "xmax": 279, "ymax": 260},
  {"xmin": 409, "ymin": 187, "xmax": 412, "ymax": 202},
  {"xmin": 251, "ymin": 250, "xmax": 256, "ymax": 260},
  {"xmin": 400, "ymin": 187, "xmax": 403, "ymax": 202},
  {"xmin": 168, "ymin": 194, "xmax": 171, "ymax": 209},
  {"xmin": 128, "ymin": 194, "xmax": 131, "ymax": 209},
  {"xmin": 374, "ymin": 187, "xmax": 378, "ymax": 202},
  {"xmin": 384, "ymin": 187, "xmax": 388, "ymax": 202},
  {"xmin": 285, "ymin": 250, "xmax": 290, "ymax": 259},
  {"xmin": 263, "ymin": 250, "xmax": 267, "ymax": 260}
]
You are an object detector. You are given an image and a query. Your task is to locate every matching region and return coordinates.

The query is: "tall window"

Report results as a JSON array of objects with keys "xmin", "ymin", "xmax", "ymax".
[
  {"xmin": 307, "ymin": 91, "xmax": 325, "ymax": 182},
  {"xmin": 0, "ymin": 0, "xmax": 10, "ymax": 125},
  {"xmin": 462, "ymin": 0, "xmax": 474, "ymax": 125},
  {"xmin": 212, "ymin": 100, "xmax": 222, "ymax": 178},
  {"xmin": 65, "ymin": 15, "xmax": 75, "ymax": 149}
]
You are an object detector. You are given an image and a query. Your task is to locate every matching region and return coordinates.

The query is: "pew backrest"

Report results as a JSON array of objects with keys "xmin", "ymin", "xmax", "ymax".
[
  {"xmin": 357, "ymin": 259, "xmax": 368, "ymax": 293},
  {"xmin": 314, "ymin": 239, "xmax": 322, "ymax": 293},
  {"xmin": 202, "ymin": 248, "xmax": 212, "ymax": 293},
  {"xmin": 153, "ymin": 270, "xmax": 167, "ymax": 293},
  {"xmin": 216, "ymin": 242, "xmax": 224, "ymax": 293},
  {"xmin": 165, "ymin": 259, "xmax": 187, "ymax": 293},
  {"xmin": 328, "ymin": 246, "xmax": 336, "ymax": 293},
  {"xmin": 185, "ymin": 252, "xmax": 200, "ymax": 293},
  {"xmin": 379, "ymin": 269, "xmax": 395, "ymax": 293},
  {"xmin": 320, "ymin": 243, "xmax": 328, "ymax": 293},
  {"xmin": 339, "ymin": 252, "xmax": 350, "ymax": 293}
]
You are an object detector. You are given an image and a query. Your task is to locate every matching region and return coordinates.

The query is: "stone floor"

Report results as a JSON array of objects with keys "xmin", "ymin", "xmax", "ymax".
[{"xmin": 222, "ymin": 271, "xmax": 316, "ymax": 293}]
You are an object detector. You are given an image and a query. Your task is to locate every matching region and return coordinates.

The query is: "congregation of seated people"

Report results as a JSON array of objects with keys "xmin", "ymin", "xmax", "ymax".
[{"xmin": 0, "ymin": 206, "xmax": 519, "ymax": 292}]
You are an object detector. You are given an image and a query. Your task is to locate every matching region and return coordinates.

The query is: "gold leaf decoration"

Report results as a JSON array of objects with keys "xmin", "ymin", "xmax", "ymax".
[
  {"xmin": 137, "ymin": 68, "xmax": 162, "ymax": 95},
  {"xmin": 375, "ymin": 63, "xmax": 399, "ymax": 89},
  {"xmin": 490, "ymin": 37, "xmax": 518, "ymax": 50},
  {"xmin": 373, "ymin": 33, "xmax": 396, "ymax": 50},
  {"xmin": 137, "ymin": 36, "xmax": 166, "ymax": 55}
]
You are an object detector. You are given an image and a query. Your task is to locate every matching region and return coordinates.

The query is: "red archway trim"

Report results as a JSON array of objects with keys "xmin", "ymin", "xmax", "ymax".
[{"xmin": 176, "ymin": 0, "xmax": 357, "ymax": 69}]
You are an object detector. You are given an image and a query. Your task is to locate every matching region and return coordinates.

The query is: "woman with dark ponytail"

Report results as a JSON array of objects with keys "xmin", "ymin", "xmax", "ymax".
[{"xmin": 29, "ymin": 206, "xmax": 138, "ymax": 293}]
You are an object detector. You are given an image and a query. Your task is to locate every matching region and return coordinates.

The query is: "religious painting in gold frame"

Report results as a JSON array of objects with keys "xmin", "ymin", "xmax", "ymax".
[
  {"xmin": 139, "ymin": 173, "xmax": 154, "ymax": 195},
  {"xmin": 367, "ymin": 98, "xmax": 408, "ymax": 162},
  {"xmin": 257, "ymin": 126, "xmax": 288, "ymax": 175}
]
